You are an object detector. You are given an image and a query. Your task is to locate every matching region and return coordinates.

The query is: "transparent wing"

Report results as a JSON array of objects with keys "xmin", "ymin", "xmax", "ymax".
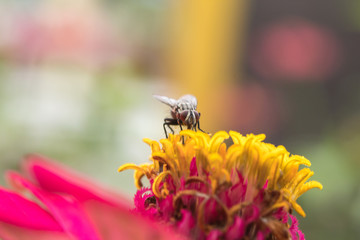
[
  {"xmin": 178, "ymin": 94, "xmax": 198, "ymax": 108},
  {"xmin": 153, "ymin": 95, "xmax": 178, "ymax": 107}
]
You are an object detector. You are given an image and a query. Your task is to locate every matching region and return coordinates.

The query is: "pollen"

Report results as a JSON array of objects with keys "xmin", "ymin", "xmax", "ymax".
[{"xmin": 118, "ymin": 130, "xmax": 323, "ymax": 239}]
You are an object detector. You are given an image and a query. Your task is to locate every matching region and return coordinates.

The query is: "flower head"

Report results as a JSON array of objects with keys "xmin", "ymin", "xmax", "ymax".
[
  {"xmin": 119, "ymin": 130, "xmax": 323, "ymax": 240},
  {"xmin": 0, "ymin": 130, "xmax": 322, "ymax": 240}
]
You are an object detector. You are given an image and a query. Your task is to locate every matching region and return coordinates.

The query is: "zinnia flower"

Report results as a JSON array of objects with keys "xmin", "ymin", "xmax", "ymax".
[
  {"xmin": 118, "ymin": 130, "xmax": 323, "ymax": 240},
  {"xmin": 0, "ymin": 130, "xmax": 322, "ymax": 240}
]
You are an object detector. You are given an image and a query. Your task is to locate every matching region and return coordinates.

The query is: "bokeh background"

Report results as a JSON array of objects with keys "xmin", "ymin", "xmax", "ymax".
[{"xmin": 1, "ymin": 0, "xmax": 359, "ymax": 239}]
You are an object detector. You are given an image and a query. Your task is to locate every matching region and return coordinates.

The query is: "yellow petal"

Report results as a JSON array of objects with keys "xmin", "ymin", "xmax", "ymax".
[
  {"xmin": 297, "ymin": 181, "xmax": 323, "ymax": 197},
  {"xmin": 209, "ymin": 131, "xmax": 229, "ymax": 153},
  {"xmin": 291, "ymin": 201, "xmax": 306, "ymax": 217},
  {"xmin": 118, "ymin": 163, "xmax": 146, "ymax": 173},
  {"xmin": 152, "ymin": 171, "xmax": 172, "ymax": 198}
]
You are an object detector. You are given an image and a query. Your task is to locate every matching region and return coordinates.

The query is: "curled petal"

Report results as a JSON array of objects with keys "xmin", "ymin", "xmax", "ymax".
[
  {"xmin": 225, "ymin": 216, "xmax": 245, "ymax": 240},
  {"xmin": 152, "ymin": 171, "xmax": 172, "ymax": 198},
  {"xmin": 0, "ymin": 222, "xmax": 70, "ymax": 240},
  {"xmin": 0, "ymin": 186, "xmax": 62, "ymax": 231},
  {"xmin": 24, "ymin": 155, "xmax": 131, "ymax": 208},
  {"xmin": 7, "ymin": 172, "xmax": 101, "ymax": 240},
  {"xmin": 298, "ymin": 181, "xmax": 323, "ymax": 196}
]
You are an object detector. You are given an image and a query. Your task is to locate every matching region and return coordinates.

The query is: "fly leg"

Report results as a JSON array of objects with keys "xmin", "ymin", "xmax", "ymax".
[
  {"xmin": 176, "ymin": 121, "xmax": 186, "ymax": 143},
  {"xmin": 163, "ymin": 118, "xmax": 179, "ymax": 138},
  {"xmin": 197, "ymin": 121, "xmax": 206, "ymax": 133},
  {"xmin": 196, "ymin": 113, "xmax": 206, "ymax": 133},
  {"xmin": 178, "ymin": 121, "xmax": 183, "ymax": 131}
]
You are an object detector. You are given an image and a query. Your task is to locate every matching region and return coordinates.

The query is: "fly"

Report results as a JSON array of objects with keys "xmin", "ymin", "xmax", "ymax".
[{"xmin": 153, "ymin": 94, "xmax": 205, "ymax": 138}]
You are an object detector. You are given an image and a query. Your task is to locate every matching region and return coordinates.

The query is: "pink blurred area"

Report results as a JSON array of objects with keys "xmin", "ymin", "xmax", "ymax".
[
  {"xmin": 250, "ymin": 18, "xmax": 341, "ymax": 82},
  {"xmin": 222, "ymin": 83, "xmax": 283, "ymax": 135},
  {"xmin": 0, "ymin": 2, "xmax": 127, "ymax": 68}
]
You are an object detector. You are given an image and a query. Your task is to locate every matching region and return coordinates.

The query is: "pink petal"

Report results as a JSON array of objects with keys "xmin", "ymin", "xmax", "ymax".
[
  {"xmin": 226, "ymin": 181, "xmax": 247, "ymax": 207},
  {"xmin": 7, "ymin": 172, "xmax": 101, "ymax": 240},
  {"xmin": 189, "ymin": 157, "xmax": 198, "ymax": 176},
  {"xmin": 289, "ymin": 215, "xmax": 305, "ymax": 240},
  {"xmin": 82, "ymin": 201, "xmax": 127, "ymax": 240},
  {"xmin": 133, "ymin": 187, "xmax": 154, "ymax": 214},
  {"xmin": 158, "ymin": 195, "xmax": 174, "ymax": 221},
  {"xmin": 7, "ymin": 171, "xmax": 188, "ymax": 240},
  {"xmin": 0, "ymin": 187, "xmax": 62, "ymax": 231},
  {"xmin": 243, "ymin": 205, "xmax": 260, "ymax": 223},
  {"xmin": 177, "ymin": 210, "xmax": 195, "ymax": 235},
  {"xmin": 256, "ymin": 231, "xmax": 265, "ymax": 240},
  {"xmin": 0, "ymin": 222, "xmax": 70, "ymax": 240},
  {"xmin": 22, "ymin": 154, "xmax": 131, "ymax": 208},
  {"xmin": 84, "ymin": 200, "xmax": 189, "ymax": 240},
  {"xmin": 225, "ymin": 216, "xmax": 245, "ymax": 240},
  {"xmin": 206, "ymin": 230, "xmax": 222, "ymax": 240},
  {"xmin": 273, "ymin": 208, "xmax": 288, "ymax": 224}
]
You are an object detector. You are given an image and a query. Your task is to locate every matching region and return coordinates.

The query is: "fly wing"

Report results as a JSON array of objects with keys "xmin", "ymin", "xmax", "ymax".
[
  {"xmin": 153, "ymin": 95, "xmax": 178, "ymax": 107},
  {"xmin": 178, "ymin": 94, "xmax": 198, "ymax": 109}
]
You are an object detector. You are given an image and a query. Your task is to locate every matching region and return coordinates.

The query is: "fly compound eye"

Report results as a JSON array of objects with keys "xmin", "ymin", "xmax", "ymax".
[
  {"xmin": 179, "ymin": 111, "xmax": 189, "ymax": 123},
  {"xmin": 194, "ymin": 112, "xmax": 200, "ymax": 122}
]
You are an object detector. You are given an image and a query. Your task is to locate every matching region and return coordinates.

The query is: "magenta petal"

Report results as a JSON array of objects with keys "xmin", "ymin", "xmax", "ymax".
[
  {"xmin": 0, "ymin": 186, "xmax": 62, "ymax": 231},
  {"xmin": 274, "ymin": 208, "xmax": 288, "ymax": 224},
  {"xmin": 225, "ymin": 216, "xmax": 245, "ymax": 240},
  {"xmin": 289, "ymin": 215, "xmax": 305, "ymax": 240},
  {"xmin": 23, "ymin": 155, "xmax": 131, "ymax": 208},
  {"xmin": 256, "ymin": 231, "xmax": 265, "ymax": 240},
  {"xmin": 84, "ymin": 200, "xmax": 189, "ymax": 240},
  {"xmin": 83, "ymin": 201, "xmax": 129, "ymax": 240},
  {"xmin": 189, "ymin": 157, "xmax": 198, "ymax": 176},
  {"xmin": 133, "ymin": 187, "xmax": 154, "ymax": 214},
  {"xmin": 177, "ymin": 210, "xmax": 195, "ymax": 235},
  {"xmin": 206, "ymin": 230, "xmax": 222, "ymax": 240},
  {"xmin": 158, "ymin": 195, "xmax": 174, "ymax": 221},
  {"xmin": 243, "ymin": 205, "xmax": 260, "ymax": 223},
  {"xmin": 0, "ymin": 222, "xmax": 70, "ymax": 240},
  {"xmin": 7, "ymin": 172, "xmax": 101, "ymax": 240}
]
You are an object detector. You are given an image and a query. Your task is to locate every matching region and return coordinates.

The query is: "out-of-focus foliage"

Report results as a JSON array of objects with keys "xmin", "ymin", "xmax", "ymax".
[
  {"xmin": 0, "ymin": 0, "xmax": 359, "ymax": 239},
  {"xmin": 0, "ymin": 0, "xmax": 170, "ymax": 194}
]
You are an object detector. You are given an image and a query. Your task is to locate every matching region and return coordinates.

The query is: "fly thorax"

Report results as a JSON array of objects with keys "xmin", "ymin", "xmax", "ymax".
[{"xmin": 178, "ymin": 102, "xmax": 194, "ymax": 111}]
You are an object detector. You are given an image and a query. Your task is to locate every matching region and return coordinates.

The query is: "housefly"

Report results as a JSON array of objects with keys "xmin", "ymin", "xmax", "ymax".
[{"xmin": 153, "ymin": 94, "xmax": 205, "ymax": 138}]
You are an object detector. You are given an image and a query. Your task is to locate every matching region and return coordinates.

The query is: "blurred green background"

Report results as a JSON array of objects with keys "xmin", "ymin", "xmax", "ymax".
[{"xmin": 0, "ymin": 0, "xmax": 359, "ymax": 239}]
